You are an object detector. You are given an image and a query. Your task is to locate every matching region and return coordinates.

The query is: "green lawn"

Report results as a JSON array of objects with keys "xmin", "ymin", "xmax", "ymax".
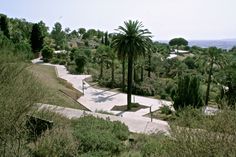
[{"xmin": 28, "ymin": 64, "xmax": 89, "ymax": 111}]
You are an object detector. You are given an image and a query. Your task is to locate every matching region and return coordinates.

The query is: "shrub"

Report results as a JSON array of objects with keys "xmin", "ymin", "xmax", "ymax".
[
  {"xmin": 172, "ymin": 75, "xmax": 203, "ymax": 110},
  {"xmin": 160, "ymin": 106, "xmax": 172, "ymax": 115},
  {"xmin": 50, "ymin": 57, "xmax": 60, "ymax": 64},
  {"xmin": 59, "ymin": 59, "xmax": 66, "ymax": 65},
  {"xmin": 41, "ymin": 46, "xmax": 53, "ymax": 62},
  {"xmin": 14, "ymin": 42, "xmax": 34, "ymax": 59},
  {"xmin": 132, "ymin": 82, "xmax": 155, "ymax": 96},
  {"xmin": 168, "ymin": 125, "xmax": 236, "ymax": 156},
  {"xmin": 72, "ymin": 116, "xmax": 129, "ymax": 155},
  {"xmin": 75, "ymin": 54, "xmax": 87, "ymax": 73},
  {"xmin": 132, "ymin": 134, "xmax": 170, "ymax": 157},
  {"xmin": 31, "ymin": 128, "xmax": 78, "ymax": 157}
]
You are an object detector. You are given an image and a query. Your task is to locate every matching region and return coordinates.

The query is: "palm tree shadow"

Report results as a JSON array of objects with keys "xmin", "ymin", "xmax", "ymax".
[
  {"xmin": 91, "ymin": 88, "xmax": 114, "ymax": 96},
  {"xmin": 92, "ymin": 93, "xmax": 120, "ymax": 103}
]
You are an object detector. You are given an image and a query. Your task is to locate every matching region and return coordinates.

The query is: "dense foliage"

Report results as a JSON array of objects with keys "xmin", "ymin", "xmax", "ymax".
[
  {"xmin": 1, "ymin": 12, "xmax": 236, "ymax": 157},
  {"xmin": 72, "ymin": 116, "xmax": 129, "ymax": 156},
  {"xmin": 41, "ymin": 45, "xmax": 53, "ymax": 62},
  {"xmin": 172, "ymin": 75, "xmax": 203, "ymax": 110},
  {"xmin": 169, "ymin": 37, "xmax": 188, "ymax": 47},
  {"xmin": 112, "ymin": 20, "xmax": 152, "ymax": 110},
  {"xmin": 30, "ymin": 23, "xmax": 44, "ymax": 53}
]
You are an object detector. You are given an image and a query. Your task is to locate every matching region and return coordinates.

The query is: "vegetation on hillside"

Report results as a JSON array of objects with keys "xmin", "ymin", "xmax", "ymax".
[{"xmin": 1, "ymin": 12, "xmax": 236, "ymax": 156}]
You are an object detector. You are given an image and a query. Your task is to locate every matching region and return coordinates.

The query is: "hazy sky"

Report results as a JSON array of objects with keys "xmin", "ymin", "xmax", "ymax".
[{"xmin": 0, "ymin": 0, "xmax": 235, "ymax": 40}]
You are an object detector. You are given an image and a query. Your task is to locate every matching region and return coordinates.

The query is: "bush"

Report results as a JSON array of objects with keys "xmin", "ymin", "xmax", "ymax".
[
  {"xmin": 131, "ymin": 134, "xmax": 170, "ymax": 157},
  {"xmin": 72, "ymin": 116, "xmax": 129, "ymax": 155},
  {"xmin": 132, "ymin": 82, "xmax": 155, "ymax": 96},
  {"xmin": 41, "ymin": 46, "xmax": 53, "ymax": 62},
  {"xmin": 75, "ymin": 54, "xmax": 87, "ymax": 73},
  {"xmin": 168, "ymin": 125, "xmax": 236, "ymax": 156},
  {"xmin": 31, "ymin": 128, "xmax": 78, "ymax": 157},
  {"xmin": 160, "ymin": 106, "xmax": 172, "ymax": 115},
  {"xmin": 134, "ymin": 119, "xmax": 236, "ymax": 157},
  {"xmin": 173, "ymin": 108, "xmax": 236, "ymax": 135},
  {"xmin": 50, "ymin": 57, "xmax": 60, "ymax": 64},
  {"xmin": 172, "ymin": 75, "xmax": 203, "ymax": 110},
  {"xmin": 59, "ymin": 59, "xmax": 66, "ymax": 65},
  {"xmin": 14, "ymin": 42, "xmax": 34, "ymax": 59}
]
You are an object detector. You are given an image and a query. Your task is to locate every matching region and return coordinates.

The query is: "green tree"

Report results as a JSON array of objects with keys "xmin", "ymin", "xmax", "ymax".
[
  {"xmin": 75, "ymin": 54, "xmax": 87, "ymax": 74},
  {"xmin": 78, "ymin": 28, "xmax": 86, "ymax": 37},
  {"xmin": 0, "ymin": 14, "xmax": 10, "ymax": 38},
  {"xmin": 41, "ymin": 46, "xmax": 53, "ymax": 62},
  {"xmin": 51, "ymin": 22, "xmax": 66, "ymax": 50},
  {"xmin": 68, "ymin": 30, "xmax": 79, "ymax": 39},
  {"xmin": 83, "ymin": 29, "xmax": 97, "ymax": 39},
  {"xmin": 96, "ymin": 45, "xmax": 110, "ymax": 78},
  {"xmin": 38, "ymin": 21, "xmax": 49, "ymax": 37},
  {"xmin": 107, "ymin": 49, "xmax": 116, "ymax": 84},
  {"xmin": 104, "ymin": 31, "xmax": 110, "ymax": 46},
  {"xmin": 112, "ymin": 20, "xmax": 151, "ymax": 110},
  {"xmin": 96, "ymin": 30, "xmax": 104, "ymax": 39},
  {"xmin": 217, "ymin": 55, "xmax": 236, "ymax": 109},
  {"xmin": 200, "ymin": 47, "xmax": 225, "ymax": 106},
  {"xmin": 9, "ymin": 18, "xmax": 33, "ymax": 43},
  {"xmin": 172, "ymin": 75, "xmax": 203, "ymax": 111},
  {"xmin": 169, "ymin": 37, "xmax": 188, "ymax": 50},
  {"xmin": 30, "ymin": 23, "xmax": 44, "ymax": 54},
  {"xmin": 146, "ymin": 41, "xmax": 156, "ymax": 77}
]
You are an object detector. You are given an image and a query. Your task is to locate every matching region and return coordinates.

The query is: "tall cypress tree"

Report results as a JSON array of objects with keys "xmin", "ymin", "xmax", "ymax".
[
  {"xmin": 172, "ymin": 75, "xmax": 203, "ymax": 111},
  {"xmin": 104, "ymin": 32, "xmax": 110, "ymax": 46},
  {"xmin": 30, "ymin": 23, "xmax": 44, "ymax": 53},
  {"xmin": 0, "ymin": 14, "xmax": 10, "ymax": 38}
]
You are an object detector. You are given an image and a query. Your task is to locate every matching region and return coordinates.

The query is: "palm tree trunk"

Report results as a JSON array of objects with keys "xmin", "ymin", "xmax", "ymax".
[
  {"xmin": 133, "ymin": 63, "xmax": 137, "ymax": 82},
  {"xmin": 205, "ymin": 59, "xmax": 213, "ymax": 106},
  {"xmin": 111, "ymin": 59, "xmax": 115, "ymax": 84},
  {"xmin": 127, "ymin": 53, "xmax": 133, "ymax": 110},
  {"xmin": 100, "ymin": 59, "xmax": 103, "ymax": 78},
  {"xmin": 148, "ymin": 53, "xmax": 151, "ymax": 77},
  {"xmin": 122, "ymin": 58, "xmax": 125, "ymax": 92},
  {"xmin": 141, "ymin": 66, "xmax": 144, "ymax": 81}
]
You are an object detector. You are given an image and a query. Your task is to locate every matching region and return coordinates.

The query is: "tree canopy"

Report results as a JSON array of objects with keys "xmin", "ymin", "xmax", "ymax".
[
  {"xmin": 51, "ymin": 22, "xmax": 66, "ymax": 50},
  {"xmin": 169, "ymin": 38, "xmax": 188, "ymax": 47},
  {"xmin": 0, "ymin": 14, "xmax": 10, "ymax": 38},
  {"xmin": 112, "ymin": 20, "xmax": 152, "ymax": 110},
  {"xmin": 30, "ymin": 23, "xmax": 44, "ymax": 53}
]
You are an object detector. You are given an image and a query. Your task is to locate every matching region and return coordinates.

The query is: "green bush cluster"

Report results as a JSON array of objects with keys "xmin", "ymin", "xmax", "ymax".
[
  {"xmin": 41, "ymin": 46, "xmax": 53, "ymax": 62},
  {"xmin": 72, "ymin": 115, "xmax": 129, "ymax": 156},
  {"xmin": 50, "ymin": 53, "xmax": 68, "ymax": 65},
  {"xmin": 160, "ymin": 105, "xmax": 172, "ymax": 115},
  {"xmin": 172, "ymin": 107, "xmax": 236, "ymax": 135},
  {"xmin": 132, "ymin": 82, "xmax": 155, "ymax": 96}
]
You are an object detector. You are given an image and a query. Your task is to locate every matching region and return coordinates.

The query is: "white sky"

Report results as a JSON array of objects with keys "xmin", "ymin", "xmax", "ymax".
[{"xmin": 0, "ymin": 0, "xmax": 235, "ymax": 40}]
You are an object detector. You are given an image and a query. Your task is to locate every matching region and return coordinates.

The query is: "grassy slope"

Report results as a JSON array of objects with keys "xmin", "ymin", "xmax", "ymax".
[{"xmin": 28, "ymin": 64, "xmax": 89, "ymax": 111}]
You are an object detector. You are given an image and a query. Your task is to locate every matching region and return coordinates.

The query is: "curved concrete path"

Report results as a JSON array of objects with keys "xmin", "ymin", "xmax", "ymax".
[
  {"xmin": 37, "ymin": 103, "xmax": 169, "ymax": 134},
  {"xmin": 32, "ymin": 58, "xmax": 172, "ymax": 134}
]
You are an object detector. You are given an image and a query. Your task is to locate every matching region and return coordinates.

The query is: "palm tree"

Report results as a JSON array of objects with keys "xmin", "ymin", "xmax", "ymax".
[
  {"xmin": 146, "ymin": 40, "xmax": 156, "ymax": 78},
  {"xmin": 96, "ymin": 45, "xmax": 109, "ymax": 79},
  {"xmin": 111, "ymin": 20, "xmax": 151, "ymax": 110},
  {"xmin": 199, "ymin": 47, "xmax": 226, "ymax": 106},
  {"xmin": 107, "ymin": 49, "xmax": 116, "ymax": 84}
]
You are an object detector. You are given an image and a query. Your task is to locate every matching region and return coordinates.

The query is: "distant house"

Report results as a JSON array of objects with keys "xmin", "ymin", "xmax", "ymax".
[
  {"xmin": 167, "ymin": 54, "xmax": 178, "ymax": 59},
  {"xmin": 54, "ymin": 50, "xmax": 66, "ymax": 54},
  {"xmin": 167, "ymin": 49, "xmax": 192, "ymax": 60},
  {"xmin": 170, "ymin": 49, "xmax": 189, "ymax": 54}
]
